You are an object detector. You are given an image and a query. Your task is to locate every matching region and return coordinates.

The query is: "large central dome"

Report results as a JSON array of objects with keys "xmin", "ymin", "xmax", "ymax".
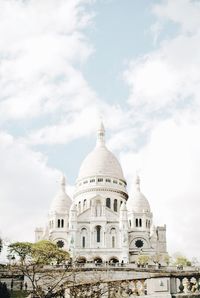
[{"xmin": 77, "ymin": 122, "xmax": 125, "ymax": 182}]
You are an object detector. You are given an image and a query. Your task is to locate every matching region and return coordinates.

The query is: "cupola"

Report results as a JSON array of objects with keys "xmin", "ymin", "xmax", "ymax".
[
  {"xmin": 49, "ymin": 175, "xmax": 72, "ymax": 214},
  {"xmin": 127, "ymin": 176, "xmax": 151, "ymax": 213}
]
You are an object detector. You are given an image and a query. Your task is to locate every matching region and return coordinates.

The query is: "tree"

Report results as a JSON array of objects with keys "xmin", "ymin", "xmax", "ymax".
[
  {"xmin": 137, "ymin": 255, "xmax": 149, "ymax": 267},
  {"xmin": 163, "ymin": 255, "xmax": 171, "ymax": 266},
  {"xmin": 8, "ymin": 240, "xmax": 70, "ymax": 298},
  {"xmin": 172, "ymin": 253, "xmax": 191, "ymax": 267},
  {"xmin": 151, "ymin": 253, "xmax": 162, "ymax": 264}
]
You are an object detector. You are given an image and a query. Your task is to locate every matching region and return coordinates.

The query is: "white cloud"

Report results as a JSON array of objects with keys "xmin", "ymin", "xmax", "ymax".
[
  {"xmin": 153, "ymin": 0, "xmax": 200, "ymax": 34},
  {"xmin": 1, "ymin": 0, "xmax": 200, "ymax": 262},
  {"xmin": 26, "ymin": 105, "xmax": 100, "ymax": 145},
  {"xmin": 121, "ymin": 116, "xmax": 200, "ymax": 259},
  {"xmin": 124, "ymin": 0, "xmax": 200, "ymax": 112},
  {"xmin": 119, "ymin": 0, "xmax": 200, "ymax": 259},
  {"xmin": 124, "ymin": 34, "xmax": 200, "ymax": 110},
  {"xmin": 0, "ymin": 132, "xmax": 74, "ymax": 247},
  {"xmin": 0, "ymin": 0, "xmax": 94, "ymax": 121}
]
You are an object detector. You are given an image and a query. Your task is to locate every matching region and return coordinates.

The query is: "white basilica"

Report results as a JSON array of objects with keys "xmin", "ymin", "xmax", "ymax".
[{"xmin": 35, "ymin": 123, "xmax": 167, "ymax": 264}]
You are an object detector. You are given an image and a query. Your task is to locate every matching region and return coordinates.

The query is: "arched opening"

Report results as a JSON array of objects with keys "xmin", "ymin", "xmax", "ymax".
[
  {"xmin": 83, "ymin": 199, "xmax": 87, "ymax": 209},
  {"xmin": 110, "ymin": 228, "xmax": 116, "ymax": 248},
  {"xmin": 136, "ymin": 218, "xmax": 138, "ymax": 227},
  {"xmin": 81, "ymin": 227, "xmax": 87, "ymax": 248},
  {"xmin": 109, "ymin": 257, "xmax": 119, "ymax": 265},
  {"xmin": 57, "ymin": 219, "xmax": 60, "ymax": 228},
  {"xmin": 139, "ymin": 218, "xmax": 142, "ymax": 227},
  {"xmin": 61, "ymin": 219, "xmax": 64, "ymax": 228},
  {"xmin": 78, "ymin": 201, "xmax": 81, "ymax": 212},
  {"xmin": 96, "ymin": 225, "xmax": 101, "ymax": 243},
  {"xmin": 106, "ymin": 198, "xmax": 111, "ymax": 208},
  {"xmin": 76, "ymin": 256, "xmax": 86, "ymax": 264},
  {"xmin": 112, "ymin": 236, "xmax": 115, "ymax": 248},
  {"xmin": 114, "ymin": 199, "xmax": 118, "ymax": 212},
  {"xmin": 95, "ymin": 200, "xmax": 102, "ymax": 216},
  {"xmin": 82, "ymin": 236, "xmax": 85, "ymax": 248},
  {"xmin": 94, "ymin": 257, "xmax": 102, "ymax": 264}
]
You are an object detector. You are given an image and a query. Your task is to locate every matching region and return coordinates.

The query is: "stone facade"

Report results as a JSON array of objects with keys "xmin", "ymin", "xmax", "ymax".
[{"xmin": 35, "ymin": 122, "xmax": 167, "ymax": 263}]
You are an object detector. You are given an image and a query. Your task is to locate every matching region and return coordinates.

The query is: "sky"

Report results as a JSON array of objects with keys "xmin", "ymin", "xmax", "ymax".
[{"xmin": 0, "ymin": 0, "xmax": 200, "ymax": 262}]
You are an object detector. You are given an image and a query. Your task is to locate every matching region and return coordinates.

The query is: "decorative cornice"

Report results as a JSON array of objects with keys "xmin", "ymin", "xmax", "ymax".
[{"xmin": 74, "ymin": 187, "xmax": 128, "ymax": 200}]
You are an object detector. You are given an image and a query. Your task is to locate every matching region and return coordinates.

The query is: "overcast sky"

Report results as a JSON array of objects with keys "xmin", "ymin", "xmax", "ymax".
[{"xmin": 0, "ymin": 0, "xmax": 200, "ymax": 262}]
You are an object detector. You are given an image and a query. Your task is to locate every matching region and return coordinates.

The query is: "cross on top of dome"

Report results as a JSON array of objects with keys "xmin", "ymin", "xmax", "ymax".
[
  {"xmin": 135, "ymin": 175, "xmax": 141, "ymax": 191},
  {"xmin": 96, "ymin": 120, "xmax": 105, "ymax": 147}
]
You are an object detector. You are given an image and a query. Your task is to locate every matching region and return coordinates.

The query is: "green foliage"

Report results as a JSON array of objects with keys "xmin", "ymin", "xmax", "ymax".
[
  {"xmin": 137, "ymin": 255, "xmax": 149, "ymax": 265},
  {"xmin": 8, "ymin": 240, "xmax": 69, "ymax": 265},
  {"xmin": 163, "ymin": 255, "xmax": 171, "ymax": 265},
  {"xmin": 32, "ymin": 240, "xmax": 69, "ymax": 265},
  {"xmin": 151, "ymin": 253, "xmax": 162, "ymax": 264},
  {"xmin": 173, "ymin": 253, "xmax": 191, "ymax": 267},
  {"xmin": 175, "ymin": 256, "xmax": 191, "ymax": 266},
  {"xmin": 0, "ymin": 281, "xmax": 10, "ymax": 298},
  {"xmin": 10, "ymin": 291, "xmax": 27, "ymax": 298},
  {"xmin": 9, "ymin": 242, "xmax": 32, "ymax": 262},
  {"xmin": 8, "ymin": 240, "xmax": 70, "ymax": 298}
]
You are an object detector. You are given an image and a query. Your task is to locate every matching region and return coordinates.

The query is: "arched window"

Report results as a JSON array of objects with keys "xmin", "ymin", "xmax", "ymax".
[
  {"xmin": 61, "ymin": 219, "xmax": 64, "ymax": 228},
  {"xmin": 82, "ymin": 236, "xmax": 85, "ymax": 248},
  {"xmin": 136, "ymin": 218, "xmax": 138, "ymax": 227},
  {"xmin": 81, "ymin": 228, "xmax": 87, "ymax": 248},
  {"xmin": 83, "ymin": 199, "xmax": 87, "ymax": 209},
  {"xmin": 129, "ymin": 220, "xmax": 131, "ymax": 227},
  {"xmin": 96, "ymin": 201, "xmax": 102, "ymax": 216},
  {"xmin": 114, "ymin": 199, "xmax": 118, "ymax": 212},
  {"xmin": 78, "ymin": 201, "xmax": 81, "ymax": 212},
  {"xmin": 58, "ymin": 219, "xmax": 60, "ymax": 228},
  {"xmin": 96, "ymin": 225, "xmax": 101, "ymax": 243},
  {"xmin": 139, "ymin": 218, "xmax": 142, "ymax": 227},
  {"xmin": 112, "ymin": 236, "xmax": 115, "ymax": 248},
  {"xmin": 106, "ymin": 198, "xmax": 111, "ymax": 208},
  {"xmin": 111, "ymin": 228, "xmax": 116, "ymax": 248}
]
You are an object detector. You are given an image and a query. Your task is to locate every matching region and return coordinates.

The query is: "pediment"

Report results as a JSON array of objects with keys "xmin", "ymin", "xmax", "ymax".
[
  {"xmin": 105, "ymin": 207, "xmax": 119, "ymax": 221},
  {"xmin": 77, "ymin": 208, "xmax": 91, "ymax": 221}
]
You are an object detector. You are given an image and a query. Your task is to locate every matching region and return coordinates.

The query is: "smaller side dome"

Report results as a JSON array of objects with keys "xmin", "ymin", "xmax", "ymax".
[
  {"xmin": 127, "ymin": 176, "xmax": 151, "ymax": 213},
  {"xmin": 50, "ymin": 175, "xmax": 72, "ymax": 213}
]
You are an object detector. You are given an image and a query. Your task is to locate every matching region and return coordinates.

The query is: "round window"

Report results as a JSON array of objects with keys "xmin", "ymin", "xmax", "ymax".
[
  {"xmin": 135, "ymin": 239, "xmax": 144, "ymax": 248},
  {"xmin": 57, "ymin": 240, "xmax": 64, "ymax": 248}
]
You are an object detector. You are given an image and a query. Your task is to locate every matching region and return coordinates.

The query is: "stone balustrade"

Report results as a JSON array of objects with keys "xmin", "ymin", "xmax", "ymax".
[{"xmin": 1, "ymin": 266, "xmax": 200, "ymax": 297}]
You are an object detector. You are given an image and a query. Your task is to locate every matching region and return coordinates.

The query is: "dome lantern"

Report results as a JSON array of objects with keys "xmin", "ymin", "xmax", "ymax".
[{"xmin": 96, "ymin": 121, "xmax": 105, "ymax": 147}]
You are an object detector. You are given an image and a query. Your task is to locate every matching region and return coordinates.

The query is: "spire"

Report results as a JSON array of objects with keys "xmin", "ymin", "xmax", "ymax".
[
  {"xmin": 60, "ymin": 174, "xmax": 66, "ymax": 192},
  {"xmin": 135, "ymin": 175, "xmax": 141, "ymax": 191},
  {"xmin": 96, "ymin": 120, "xmax": 105, "ymax": 147}
]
